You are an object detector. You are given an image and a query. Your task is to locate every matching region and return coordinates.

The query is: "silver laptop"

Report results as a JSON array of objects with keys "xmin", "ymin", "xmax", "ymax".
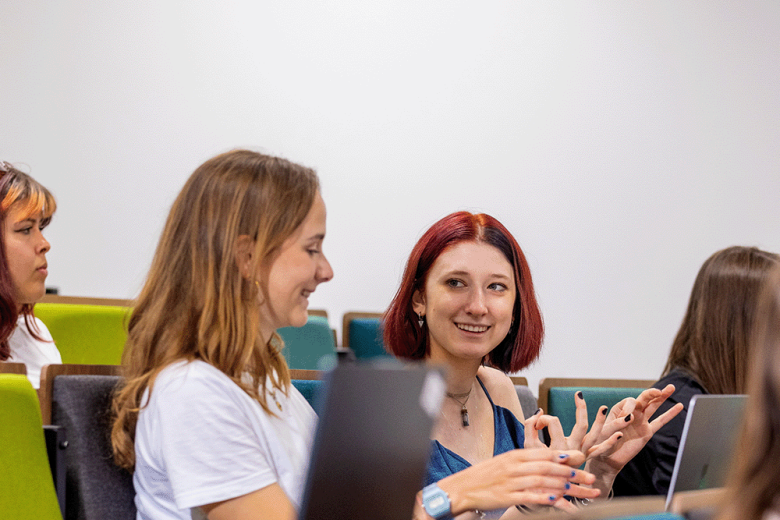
[
  {"xmin": 664, "ymin": 394, "xmax": 748, "ymax": 509},
  {"xmin": 298, "ymin": 363, "xmax": 445, "ymax": 520}
]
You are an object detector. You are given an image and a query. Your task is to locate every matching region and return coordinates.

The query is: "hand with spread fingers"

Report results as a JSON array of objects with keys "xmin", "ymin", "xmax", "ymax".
[
  {"xmin": 523, "ymin": 384, "xmax": 684, "ymax": 498},
  {"xmin": 585, "ymin": 384, "xmax": 684, "ymax": 492}
]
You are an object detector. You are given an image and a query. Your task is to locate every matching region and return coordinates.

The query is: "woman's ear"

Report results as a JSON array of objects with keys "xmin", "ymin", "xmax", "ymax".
[
  {"xmin": 411, "ymin": 289, "xmax": 426, "ymax": 316},
  {"xmin": 234, "ymin": 235, "xmax": 255, "ymax": 280}
]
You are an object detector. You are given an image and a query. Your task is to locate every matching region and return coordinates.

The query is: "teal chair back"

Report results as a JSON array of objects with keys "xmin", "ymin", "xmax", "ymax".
[
  {"xmin": 539, "ymin": 378, "xmax": 655, "ymax": 436},
  {"xmin": 292, "ymin": 379, "xmax": 324, "ymax": 409},
  {"xmin": 278, "ymin": 315, "xmax": 337, "ymax": 370},
  {"xmin": 0, "ymin": 374, "xmax": 63, "ymax": 520},
  {"xmin": 343, "ymin": 312, "xmax": 391, "ymax": 360},
  {"xmin": 34, "ymin": 303, "xmax": 130, "ymax": 365}
]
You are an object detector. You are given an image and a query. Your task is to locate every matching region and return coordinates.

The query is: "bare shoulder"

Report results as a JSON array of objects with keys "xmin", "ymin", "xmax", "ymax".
[{"xmin": 476, "ymin": 366, "xmax": 522, "ymax": 412}]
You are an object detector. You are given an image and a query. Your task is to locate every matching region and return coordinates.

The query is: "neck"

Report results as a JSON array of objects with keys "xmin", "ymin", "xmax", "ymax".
[{"xmin": 427, "ymin": 355, "xmax": 481, "ymax": 395}]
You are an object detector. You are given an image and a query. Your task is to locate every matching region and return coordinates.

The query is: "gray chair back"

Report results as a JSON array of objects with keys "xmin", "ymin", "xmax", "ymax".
[{"xmin": 51, "ymin": 375, "xmax": 135, "ymax": 520}]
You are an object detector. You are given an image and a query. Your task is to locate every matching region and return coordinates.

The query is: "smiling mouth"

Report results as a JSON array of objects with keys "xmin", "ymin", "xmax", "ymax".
[{"xmin": 456, "ymin": 323, "xmax": 490, "ymax": 333}]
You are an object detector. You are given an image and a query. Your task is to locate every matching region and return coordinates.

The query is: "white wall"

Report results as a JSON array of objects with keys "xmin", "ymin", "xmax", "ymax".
[{"xmin": 2, "ymin": 1, "xmax": 778, "ymax": 392}]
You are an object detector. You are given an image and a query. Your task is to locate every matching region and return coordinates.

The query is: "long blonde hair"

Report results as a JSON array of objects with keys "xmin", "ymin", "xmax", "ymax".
[
  {"xmin": 717, "ymin": 266, "xmax": 780, "ymax": 520},
  {"xmin": 111, "ymin": 149, "xmax": 319, "ymax": 470}
]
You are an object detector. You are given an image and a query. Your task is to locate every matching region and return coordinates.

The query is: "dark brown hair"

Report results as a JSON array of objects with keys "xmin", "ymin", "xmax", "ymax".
[
  {"xmin": 663, "ymin": 246, "xmax": 779, "ymax": 394},
  {"xmin": 383, "ymin": 211, "xmax": 543, "ymax": 372}
]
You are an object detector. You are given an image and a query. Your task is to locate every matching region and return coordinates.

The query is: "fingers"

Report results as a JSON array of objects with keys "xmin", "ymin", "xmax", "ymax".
[
  {"xmin": 581, "ymin": 405, "xmax": 608, "ymax": 452},
  {"xmin": 569, "ymin": 391, "xmax": 589, "ymax": 442},
  {"xmin": 586, "ymin": 431, "xmax": 623, "ymax": 458},
  {"xmin": 523, "ymin": 409, "xmax": 548, "ymax": 449},
  {"xmin": 648, "ymin": 402, "xmax": 684, "ymax": 434},
  {"xmin": 530, "ymin": 414, "xmax": 567, "ymax": 450}
]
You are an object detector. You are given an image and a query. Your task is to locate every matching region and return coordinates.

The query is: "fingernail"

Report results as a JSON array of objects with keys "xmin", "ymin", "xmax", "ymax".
[
  {"xmin": 625, "ymin": 414, "xmax": 632, "ymax": 422},
  {"xmin": 565, "ymin": 482, "xmax": 571, "ymax": 490},
  {"xmin": 570, "ymin": 470, "xmax": 576, "ymax": 478},
  {"xmin": 549, "ymin": 495, "xmax": 556, "ymax": 502},
  {"xmin": 576, "ymin": 391, "xmax": 583, "ymax": 400},
  {"xmin": 601, "ymin": 407, "xmax": 607, "ymax": 416},
  {"xmin": 617, "ymin": 434, "xmax": 623, "ymax": 440},
  {"xmin": 558, "ymin": 454, "xmax": 569, "ymax": 459},
  {"xmin": 534, "ymin": 408, "xmax": 542, "ymax": 415}
]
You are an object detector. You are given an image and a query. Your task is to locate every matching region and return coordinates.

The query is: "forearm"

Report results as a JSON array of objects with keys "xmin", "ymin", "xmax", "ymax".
[{"xmin": 583, "ymin": 459, "xmax": 618, "ymax": 499}]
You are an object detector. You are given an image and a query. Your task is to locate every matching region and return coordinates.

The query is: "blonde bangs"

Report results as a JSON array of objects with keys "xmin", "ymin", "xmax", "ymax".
[{"xmin": 1, "ymin": 177, "xmax": 57, "ymax": 221}]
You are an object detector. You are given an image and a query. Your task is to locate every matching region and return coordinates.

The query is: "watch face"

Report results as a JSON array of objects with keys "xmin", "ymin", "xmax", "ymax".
[
  {"xmin": 428, "ymin": 495, "xmax": 447, "ymax": 510},
  {"xmin": 423, "ymin": 484, "xmax": 451, "ymax": 518}
]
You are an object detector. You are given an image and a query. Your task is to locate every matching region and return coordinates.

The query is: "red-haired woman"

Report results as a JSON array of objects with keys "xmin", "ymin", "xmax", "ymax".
[
  {"xmin": 385, "ymin": 211, "xmax": 682, "ymax": 519},
  {"xmin": 0, "ymin": 161, "xmax": 60, "ymax": 388}
]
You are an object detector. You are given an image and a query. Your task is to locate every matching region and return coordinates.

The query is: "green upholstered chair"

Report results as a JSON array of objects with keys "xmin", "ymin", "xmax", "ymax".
[
  {"xmin": 0, "ymin": 374, "xmax": 63, "ymax": 520},
  {"xmin": 342, "ymin": 311, "xmax": 391, "ymax": 360},
  {"xmin": 538, "ymin": 377, "xmax": 656, "ymax": 437},
  {"xmin": 34, "ymin": 303, "xmax": 130, "ymax": 365},
  {"xmin": 278, "ymin": 315, "xmax": 337, "ymax": 370}
]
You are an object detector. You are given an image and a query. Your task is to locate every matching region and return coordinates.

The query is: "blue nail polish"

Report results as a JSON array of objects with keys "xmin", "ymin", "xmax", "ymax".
[
  {"xmin": 558, "ymin": 454, "xmax": 569, "ymax": 459},
  {"xmin": 549, "ymin": 495, "xmax": 556, "ymax": 502},
  {"xmin": 570, "ymin": 470, "xmax": 576, "ymax": 478},
  {"xmin": 565, "ymin": 482, "xmax": 571, "ymax": 490}
]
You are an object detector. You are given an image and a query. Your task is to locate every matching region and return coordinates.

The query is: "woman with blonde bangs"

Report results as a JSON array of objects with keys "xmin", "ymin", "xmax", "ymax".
[
  {"xmin": 717, "ymin": 266, "xmax": 780, "ymax": 520},
  {"xmin": 0, "ymin": 161, "xmax": 60, "ymax": 388},
  {"xmin": 111, "ymin": 150, "xmax": 333, "ymax": 520}
]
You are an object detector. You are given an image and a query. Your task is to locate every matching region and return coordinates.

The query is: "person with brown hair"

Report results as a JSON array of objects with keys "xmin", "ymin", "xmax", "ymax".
[
  {"xmin": 613, "ymin": 246, "xmax": 780, "ymax": 497},
  {"xmin": 111, "ymin": 150, "xmax": 333, "ymax": 520},
  {"xmin": 385, "ymin": 211, "xmax": 682, "ymax": 519},
  {"xmin": 0, "ymin": 161, "xmax": 60, "ymax": 388},
  {"xmin": 717, "ymin": 265, "xmax": 780, "ymax": 520}
]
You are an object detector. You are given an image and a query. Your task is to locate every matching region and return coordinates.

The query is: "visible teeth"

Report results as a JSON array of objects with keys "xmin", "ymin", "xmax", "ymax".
[{"xmin": 457, "ymin": 324, "xmax": 488, "ymax": 333}]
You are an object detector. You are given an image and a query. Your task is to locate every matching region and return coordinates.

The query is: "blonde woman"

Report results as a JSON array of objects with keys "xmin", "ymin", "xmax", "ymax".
[{"xmin": 111, "ymin": 150, "xmax": 333, "ymax": 520}]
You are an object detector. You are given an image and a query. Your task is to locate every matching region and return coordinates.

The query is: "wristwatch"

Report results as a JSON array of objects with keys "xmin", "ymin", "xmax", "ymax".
[{"xmin": 422, "ymin": 483, "xmax": 452, "ymax": 519}]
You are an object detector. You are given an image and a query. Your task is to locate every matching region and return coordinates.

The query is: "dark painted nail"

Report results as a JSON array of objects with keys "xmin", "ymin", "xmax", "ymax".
[
  {"xmin": 617, "ymin": 434, "xmax": 623, "ymax": 440},
  {"xmin": 534, "ymin": 408, "xmax": 542, "ymax": 415},
  {"xmin": 601, "ymin": 407, "xmax": 607, "ymax": 416},
  {"xmin": 549, "ymin": 495, "xmax": 556, "ymax": 502},
  {"xmin": 558, "ymin": 454, "xmax": 569, "ymax": 459},
  {"xmin": 565, "ymin": 482, "xmax": 571, "ymax": 490},
  {"xmin": 576, "ymin": 391, "xmax": 583, "ymax": 400},
  {"xmin": 570, "ymin": 470, "xmax": 576, "ymax": 478},
  {"xmin": 625, "ymin": 414, "xmax": 632, "ymax": 422}
]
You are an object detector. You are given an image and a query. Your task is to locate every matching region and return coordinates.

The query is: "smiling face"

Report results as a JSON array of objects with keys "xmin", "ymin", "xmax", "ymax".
[
  {"xmin": 2, "ymin": 203, "xmax": 51, "ymax": 309},
  {"xmin": 413, "ymin": 240, "xmax": 516, "ymax": 365},
  {"xmin": 257, "ymin": 192, "xmax": 333, "ymax": 339}
]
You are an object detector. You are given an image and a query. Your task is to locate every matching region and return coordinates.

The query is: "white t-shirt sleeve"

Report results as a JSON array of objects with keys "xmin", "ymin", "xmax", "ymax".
[
  {"xmin": 147, "ymin": 370, "xmax": 278, "ymax": 510},
  {"xmin": 8, "ymin": 316, "xmax": 61, "ymax": 389}
]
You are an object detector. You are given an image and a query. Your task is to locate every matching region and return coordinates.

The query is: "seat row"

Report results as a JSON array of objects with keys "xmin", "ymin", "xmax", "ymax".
[{"xmin": 0, "ymin": 366, "xmax": 724, "ymax": 520}]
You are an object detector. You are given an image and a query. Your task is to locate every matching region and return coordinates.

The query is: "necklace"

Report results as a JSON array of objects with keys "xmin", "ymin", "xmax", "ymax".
[
  {"xmin": 269, "ymin": 388, "xmax": 283, "ymax": 412},
  {"xmin": 446, "ymin": 386, "xmax": 472, "ymax": 427}
]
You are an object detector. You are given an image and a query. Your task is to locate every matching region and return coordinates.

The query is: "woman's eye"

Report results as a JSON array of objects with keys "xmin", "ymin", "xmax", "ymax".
[
  {"xmin": 18, "ymin": 227, "xmax": 32, "ymax": 235},
  {"xmin": 489, "ymin": 283, "xmax": 508, "ymax": 292},
  {"xmin": 307, "ymin": 249, "xmax": 320, "ymax": 256},
  {"xmin": 446, "ymin": 279, "xmax": 465, "ymax": 288}
]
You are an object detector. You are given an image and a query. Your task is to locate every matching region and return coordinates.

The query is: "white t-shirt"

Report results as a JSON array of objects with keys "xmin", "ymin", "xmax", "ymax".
[
  {"xmin": 8, "ymin": 315, "xmax": 61, "ymax": 389},
  {"xmin": 133, "ymin": 360, "xmax": 317, "ymax": 520}
]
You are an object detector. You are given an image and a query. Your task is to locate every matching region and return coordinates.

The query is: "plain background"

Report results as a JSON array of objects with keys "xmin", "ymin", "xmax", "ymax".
[{"xmin": 2, "ymin": 1, "xmax": 778, "ymax": 392}]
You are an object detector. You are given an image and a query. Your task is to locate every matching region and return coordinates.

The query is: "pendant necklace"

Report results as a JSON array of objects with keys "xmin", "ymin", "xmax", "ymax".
[
  {"xmin": 269, "ymin": 388, "xmax": 283, "ymax": 412},
  {"xmin": 446, "ymin": 386, "xmax": 473, "ymax": 427}
]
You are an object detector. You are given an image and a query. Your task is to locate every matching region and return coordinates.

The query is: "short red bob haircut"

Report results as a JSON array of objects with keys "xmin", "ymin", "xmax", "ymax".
[{"xmin": 383, "ymin": 211, "xmax": 544, "ymax": 373}]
